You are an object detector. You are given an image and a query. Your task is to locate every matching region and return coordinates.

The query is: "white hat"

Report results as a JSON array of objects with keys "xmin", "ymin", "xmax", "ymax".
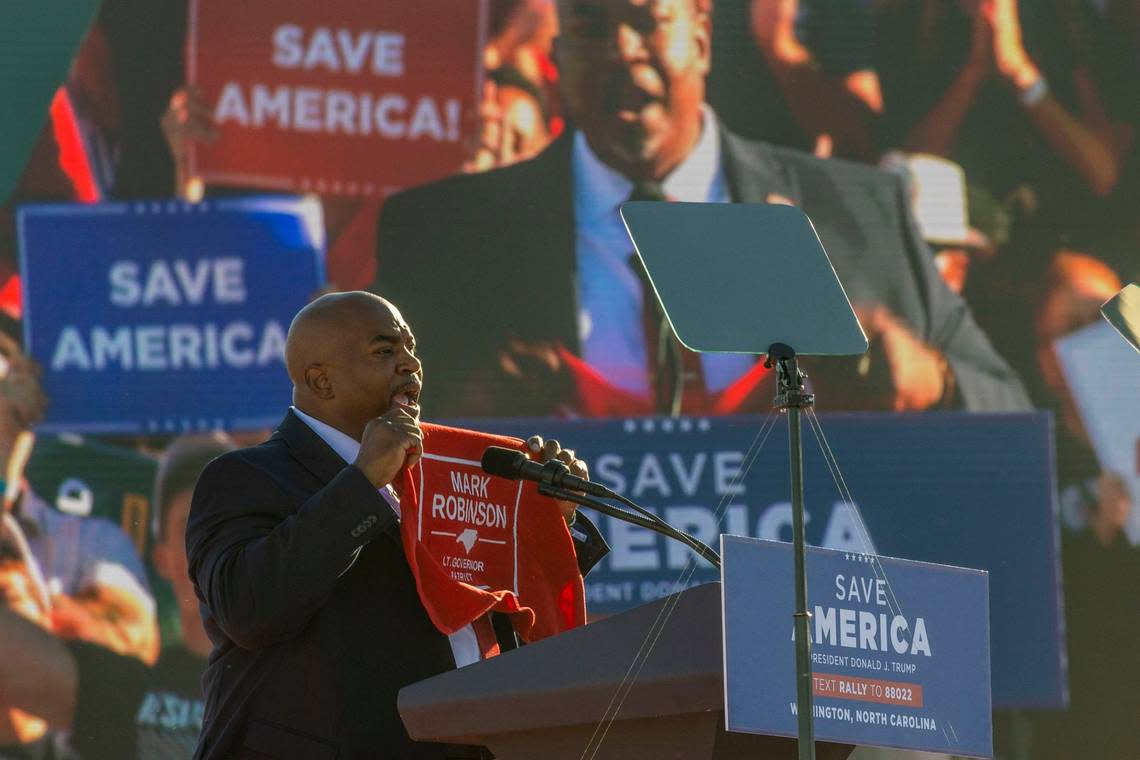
[{"xmin": 880, "ymin": 151, "xmax": 983, "ymax": 249}]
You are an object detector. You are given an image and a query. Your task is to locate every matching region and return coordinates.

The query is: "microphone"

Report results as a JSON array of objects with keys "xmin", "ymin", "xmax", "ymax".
[
  {"xmin": 481, "ymin": 446, "xmax": 722, "ymax": 567},
  {"xmin": 480, "ymin": 446, "xmax": 613, "ymax": 498}
]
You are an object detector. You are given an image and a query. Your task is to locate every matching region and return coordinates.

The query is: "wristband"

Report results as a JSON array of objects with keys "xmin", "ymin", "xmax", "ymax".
[{"xmin": 1019, "ymin": 75, "xmax": 1049, "ymax": 107}]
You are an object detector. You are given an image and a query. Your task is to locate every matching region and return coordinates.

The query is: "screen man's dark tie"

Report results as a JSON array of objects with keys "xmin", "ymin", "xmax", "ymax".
[{"xmin": 625, "ymin": 182, "xmax": 705, "ymax": 414}]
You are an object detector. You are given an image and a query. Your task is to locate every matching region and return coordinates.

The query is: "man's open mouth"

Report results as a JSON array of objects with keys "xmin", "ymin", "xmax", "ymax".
[
  {"xmin": 605, "ymin": 68, "xmax": 665, "ymax": 119},
  {"xmin": 609, "ymin": 83, "xmax": 660, "ymax": 120},
  {"xmin": 391, "ymin": 384, "xmax": 421, "ymax": 411}
]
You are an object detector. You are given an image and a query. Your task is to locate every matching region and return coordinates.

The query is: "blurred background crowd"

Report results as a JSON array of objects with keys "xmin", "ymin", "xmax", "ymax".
[{"xmin": 0, "ymin": 0, "xmax": 1136, "ymax": 758}]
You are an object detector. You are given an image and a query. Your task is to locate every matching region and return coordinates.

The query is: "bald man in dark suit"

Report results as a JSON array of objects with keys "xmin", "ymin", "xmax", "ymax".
[{"xmin": 187, "ymin": 293, "xmax": 606, "ymax": 759}]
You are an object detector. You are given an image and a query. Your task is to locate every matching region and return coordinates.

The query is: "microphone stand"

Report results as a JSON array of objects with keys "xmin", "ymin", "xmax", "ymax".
[
  {"xmin": 767, "ymin": 342, "xmax": 816, "ymax": 760},
  {"xmin": 536, "ymin": 482, "xmax": 721, "ymax": 569}
]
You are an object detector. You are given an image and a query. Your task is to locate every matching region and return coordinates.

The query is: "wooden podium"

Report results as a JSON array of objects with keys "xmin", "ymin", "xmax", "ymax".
[{"xmin": 399, "ymin": 583, "xmax": 853, "ymax": 759}]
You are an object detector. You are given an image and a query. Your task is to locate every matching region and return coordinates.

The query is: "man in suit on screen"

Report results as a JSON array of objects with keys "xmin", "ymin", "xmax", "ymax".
[{"xmin": 374, "ymin": 0, "xmax": 1029, "ymax": 418}]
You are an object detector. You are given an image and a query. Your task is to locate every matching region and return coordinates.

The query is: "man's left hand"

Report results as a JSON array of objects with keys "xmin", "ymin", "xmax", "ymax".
[
  {"xmin": 983, "ymin": 0, "xmax": 1041, "ymax": 91},
  {"xmin": 49, "ymin": 585, "xmax": 160, "ymax": 665},
  {"xmin": 0, "ymin": 332, "xmax": 48, "ymax": 453},
  {"xmin": 525, "ymin": 435, "xmax": 586, "ymax": 524},
  {"xmin": 859, "ymin": 306, "xmax": 950, "ymax": 411},
  {"xmin": 751, "ymin": 0, "xmax": 809, "ymax": 65}
]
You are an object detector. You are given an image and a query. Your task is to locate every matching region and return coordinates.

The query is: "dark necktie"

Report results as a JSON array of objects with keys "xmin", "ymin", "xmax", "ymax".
[
  {"xmin": 628, "ymin": 181, "xmax": 667, "ymax": 204},
  {"xmin": 626, "ymin": 183, "xmax": 705, "ymax": 415}
]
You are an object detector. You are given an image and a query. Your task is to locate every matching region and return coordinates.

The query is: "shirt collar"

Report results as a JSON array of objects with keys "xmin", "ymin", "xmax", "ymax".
[
  {"xmin": 572, "ymin": 104, "xmax": 723, "ymax": 223},
  {"xmin": 291, "ymin": 406, "xmax": 360, "ymax": 466}
]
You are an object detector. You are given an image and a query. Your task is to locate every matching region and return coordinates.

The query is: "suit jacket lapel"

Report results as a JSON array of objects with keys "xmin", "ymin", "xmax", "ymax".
[
  {"xmin": 276, "ymin": 410, "xmax": 404, "ymax": 545},
  {"xmin": 718, "ymin": 124, "xmax": 801, "ymax": 206},
  {"xmin": 522, "ymin": 132, "xmax": 579, "ymax": 352},
  {"xmin": 275, "ymin": 409, "xmax": 349, "ymax": 485}
]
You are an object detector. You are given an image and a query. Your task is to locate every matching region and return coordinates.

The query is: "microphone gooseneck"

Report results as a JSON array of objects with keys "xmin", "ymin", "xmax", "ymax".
[{"xmin": 480, "ymin": 445, "xmax": 721, "ymax": 567}]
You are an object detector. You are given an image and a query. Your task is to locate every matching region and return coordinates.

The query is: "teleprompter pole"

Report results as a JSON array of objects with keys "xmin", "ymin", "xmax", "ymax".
[{"xmin": 767, "ymin": 343, "xmax": 816, "ymax": 760}]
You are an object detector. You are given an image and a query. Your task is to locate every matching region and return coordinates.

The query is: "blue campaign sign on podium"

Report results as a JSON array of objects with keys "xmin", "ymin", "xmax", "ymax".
[
  {"xmin": 471, "ymin": 411, "xmax": 1064, "ymax": 710},
  {"xmin": 722, "ymin": 536, "xmax": 992, "ymax": 757},
  {"xmin": 18, "ymin": 197, "xmax": 325, "ymax": 433}
]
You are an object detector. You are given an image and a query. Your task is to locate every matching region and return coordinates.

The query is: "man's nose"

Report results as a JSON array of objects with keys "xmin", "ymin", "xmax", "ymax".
[{"xmin": 398, "ymin": 347, "xmax": 421, "ymax": 374}]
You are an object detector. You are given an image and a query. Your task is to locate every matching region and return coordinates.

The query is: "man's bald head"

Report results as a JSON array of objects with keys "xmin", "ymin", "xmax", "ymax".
[
  {"xmin": 285, "ymin": 292, "xmax": 421, "ymax": 438},
  {"xmin": 285, "ymin": 291, "xmax": 400, "ymax": 386}
]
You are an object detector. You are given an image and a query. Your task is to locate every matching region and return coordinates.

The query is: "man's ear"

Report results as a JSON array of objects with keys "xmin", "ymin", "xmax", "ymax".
[{"xmin": 304, "ymin": 364, "xmax": 335, "ymax": 399}]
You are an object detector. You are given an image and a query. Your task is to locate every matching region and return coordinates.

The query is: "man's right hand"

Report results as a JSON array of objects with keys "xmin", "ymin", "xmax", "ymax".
[
  {"xmin": 160, "ymin": 86, "xmax": 218, "ymax": 199},
  {"xmin": 496, "ymin": 339, "xmax": 575, "ymax": 416},
  {"xmin": 0, "ymin": 559, "xmax": 48, "ymax": 628},
  {"xmin": 0, "ymin": 332, "xmax": 47, "ymax": 431},
  {"xmin": 983, "ymin": 0, "xmax": 1041, "ymax": 90},
  {"xmin": 353, "ymin": 406, "xmax": 423, "ymax": 488},
  {"xmin": 0, "ymin": 332, "xmax": 47, "ymax": 498}
]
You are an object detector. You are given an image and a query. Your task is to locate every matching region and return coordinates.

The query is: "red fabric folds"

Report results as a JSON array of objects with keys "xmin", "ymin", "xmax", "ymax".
[
  {"xmin": 398, "ymin": 422, "xmax": 585, "ymax": 643},
  {"xmin": 558, "ymin": 346, "xmax": 773, "ymax": 417}
]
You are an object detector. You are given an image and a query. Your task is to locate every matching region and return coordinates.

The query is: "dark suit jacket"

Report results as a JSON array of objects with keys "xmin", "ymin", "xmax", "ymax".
[
  {"xmin": 374, "ymin": 126, "xmax": 1030, "ymax": 417},
  {"xmin": 186, "ymin": 410, "xmax": 608, "ymax": 760}
]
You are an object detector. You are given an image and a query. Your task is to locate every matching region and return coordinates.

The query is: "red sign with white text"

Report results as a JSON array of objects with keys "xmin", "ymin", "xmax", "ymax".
[
  {"xmin": 188, "ymin": 0, "xmax": 487, "ymax": 196},
  {"xmin": 398, "ymin": 424, "xmax": 586, "ymax": 642}
]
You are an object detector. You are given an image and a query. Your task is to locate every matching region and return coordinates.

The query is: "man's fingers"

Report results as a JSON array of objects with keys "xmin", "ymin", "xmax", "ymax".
[
  {"xmin": 498, "ymin": 349, "xmax": 523, "ymax": 377},
  {"xmin": 366, "ymin": 411, "xmax": 423, "ymax": 450},
  {"xmin": 852, "ymin": 303, "xmax": 883, "ymax": 334},
  {"xmin": 0, "ymin": 330, "xmax": 21, "ymax": 359},
  {"xmin": 552, "ymin": 446, "xmax": 590, "ymax": 481},
  {"xmin": 1097, "ymin": 471, "xmax": 1129, "ymax": 505},
  {"xmin": 385, "ymin": 405, "xmax": 419, "ymax": 420},
  {"xmin": 389, "ymin": 420, "xmax": 423, "ymax": 441},
  {"xmin": 171, "ymin": 86, "xmax": 210, "ymax": 112},
  {"xmin": 480, "ymin": 108, "xmax": 503, "ymax": 146},
  {"xmin": 181, "ymin": 122, "xmax": 219, "ymax": 143},
  {"xmin": 169, "ymin": 89, "xmax": 190, "ymax": 112},
  {"xmin": 569, "ymin": 458, "xmax": 589, "ymax": 480},
  {"xmin": 403, "ymin": 434, "xmax": 424, "ymax": 469},
  {"xmin": 175, "ymin": 104, "xmax": 214, "ymax": 127},
  {"xmin": 390, "ymin": 428, "xmax": 423, "ymax": 446},
  {"xmin": 186, "ymin": 95, "xmax": 213, "ymax": 115},
  {"xmin": 164, "ymin": 89, "xmax": 219, "ymax": 148},
  {"xmin": 385, "ymin": 412, "xmax": 421, "ymax": 430},
  {"xmin": 162, "ymin": 126, "xmax": 217, "ymax": 157},
  {"xmin": 525, "ymin": 435, "xmax": 588, "ymax": 478}
]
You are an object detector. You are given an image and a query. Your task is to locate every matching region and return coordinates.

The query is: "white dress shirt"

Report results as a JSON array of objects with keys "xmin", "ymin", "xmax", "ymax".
[
  {"xmin": 291, "ymin": 407, "xmax": 482, "ymax": 667},
  {"xmin": 572, "ymin": 106, "xmax": 754, "ymax": 396}
]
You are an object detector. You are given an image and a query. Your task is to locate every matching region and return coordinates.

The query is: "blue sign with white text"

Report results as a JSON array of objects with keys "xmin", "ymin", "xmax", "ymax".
[
  {"xmin": 722, "ymin": 537, "xmax": 992, "ymax": 757},
  {"xmin": 469, "ymin": 412, "xmax": 1063, "ymax": 709},
  {"xmin": 18, "ymin": 197, "xmax": 325, "ymax": 433}
]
